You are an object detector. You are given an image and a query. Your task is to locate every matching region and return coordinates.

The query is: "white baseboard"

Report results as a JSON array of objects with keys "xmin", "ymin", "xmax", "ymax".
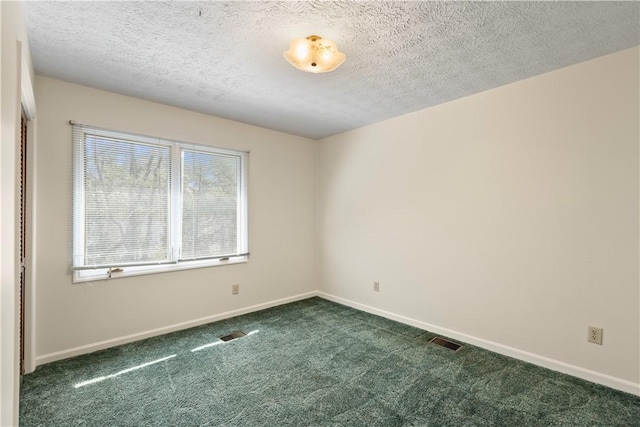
[
  {"xmin": 318, "ymin": 292, "xmax": 640, "ymax": 397},
  {"xmin": 35, "ymin": 291, "xmax": 318, "ymax": 366}
]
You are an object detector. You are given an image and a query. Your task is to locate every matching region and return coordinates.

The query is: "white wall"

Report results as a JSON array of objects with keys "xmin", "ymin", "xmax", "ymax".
[
  {"xmin": 317, "ymin": 47, "xmax": 639, "ymax": 392},
  {"xmin": 1, "ymin": 1, "xmax": 35, "ymax": 424},
  {"xmin": 34, "ymin": 76, "xmax": 317, "ymax": 361}
]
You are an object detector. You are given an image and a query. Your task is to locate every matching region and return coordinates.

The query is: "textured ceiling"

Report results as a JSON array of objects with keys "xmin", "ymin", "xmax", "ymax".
[{"xmin": 24, "ymin": 1, "xmax": 639, "ymax": 140}]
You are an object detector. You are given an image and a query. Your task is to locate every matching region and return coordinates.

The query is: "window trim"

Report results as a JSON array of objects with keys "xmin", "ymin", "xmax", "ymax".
[{"xmin": 71, "ymin": 122, "xmax": 249, "ymax": 283}]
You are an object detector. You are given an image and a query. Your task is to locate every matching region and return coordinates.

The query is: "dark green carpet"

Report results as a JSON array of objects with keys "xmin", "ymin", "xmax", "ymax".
[{"xmin": 20, "ymin": 297, "xmax": 640, "ymax": 426}]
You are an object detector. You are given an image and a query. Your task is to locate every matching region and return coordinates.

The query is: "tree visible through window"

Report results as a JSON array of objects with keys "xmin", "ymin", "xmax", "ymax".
[{"xmin": 72, "ymin": 124, "xmax": 248, "ymax": 282}]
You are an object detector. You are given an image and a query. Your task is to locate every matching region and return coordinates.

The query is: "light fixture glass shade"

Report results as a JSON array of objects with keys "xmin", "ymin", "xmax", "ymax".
[{"xmin": 283, "ymin": 35, "xmax": 346, "ymax": 73}]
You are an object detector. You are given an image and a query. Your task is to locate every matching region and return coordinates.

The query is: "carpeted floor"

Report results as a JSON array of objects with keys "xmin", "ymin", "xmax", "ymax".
[{"xmin": 20, "ymin": 297, "xmax": 640, "ymax": 426}]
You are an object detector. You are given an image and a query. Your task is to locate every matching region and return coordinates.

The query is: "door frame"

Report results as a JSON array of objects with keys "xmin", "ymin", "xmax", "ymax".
[{"xmin": 21, "ymin": 47, "xmax": 37, "ymax": 375}]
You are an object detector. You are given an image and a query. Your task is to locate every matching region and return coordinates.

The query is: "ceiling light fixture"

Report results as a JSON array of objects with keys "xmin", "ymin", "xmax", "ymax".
[{"xmin": 283, "ymin": 35, "xmax": 346, "ymax": 73}]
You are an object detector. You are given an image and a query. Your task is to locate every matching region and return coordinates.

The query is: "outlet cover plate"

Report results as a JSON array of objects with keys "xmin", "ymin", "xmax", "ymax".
[{"xmin": 588, "ymin": 326, "xmax": 603, "ymax": 345}]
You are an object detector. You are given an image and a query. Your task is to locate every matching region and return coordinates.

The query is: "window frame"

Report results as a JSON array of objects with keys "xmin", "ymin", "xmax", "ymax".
[{"xmin": 72, "ymin": 124, "xmax": 249, "ymax": 283}]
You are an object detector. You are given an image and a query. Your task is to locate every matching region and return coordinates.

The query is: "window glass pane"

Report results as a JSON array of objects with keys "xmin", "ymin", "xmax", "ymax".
[
  {"xmin": 182, "ymin": 150, "xmax": 238, "ymax": 259},
  {"xmin": 84, "ymin": 136, "xmax": 170, "ymax": 265}
]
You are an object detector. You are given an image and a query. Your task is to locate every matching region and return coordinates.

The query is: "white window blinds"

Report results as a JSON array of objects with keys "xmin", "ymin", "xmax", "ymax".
[
  {"xmin": 181, "ymin": 150, "xmax": 241, "ymax": 260},
  {"xmin": 72, "ymin": 123, "xmax": 248, "ymax": 279},
  {"xmin": 81, "ymin": 135, "xmax": 171, "ymax": 266}
]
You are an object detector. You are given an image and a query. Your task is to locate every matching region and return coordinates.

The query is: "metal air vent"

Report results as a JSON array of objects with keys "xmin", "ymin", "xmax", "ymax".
[
  {"xmin": 220, "ymin": 330, "xmax": 247, "ymax": 342},
  {"xmin": 429, "ymin": 336, "xmax": 462, "ymax": 352}
]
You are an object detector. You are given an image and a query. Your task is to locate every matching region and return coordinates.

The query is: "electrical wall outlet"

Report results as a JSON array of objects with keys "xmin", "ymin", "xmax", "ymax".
[
  {"xmin": 232, "ymin": 284, "xmax": 240, "ymax": 295},
  {"xmin": 373, "ymin": 281, "xmax": 380, "ymax": 292},
  {"xmin": 588, "ymin": 326, "xmax": 603, "ymax": 345}
]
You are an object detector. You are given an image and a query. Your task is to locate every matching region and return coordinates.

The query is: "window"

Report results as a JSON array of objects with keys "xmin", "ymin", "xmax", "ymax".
[{"xmin": 72, "ymin": 123, "xmax": 248, "ymax": 282}]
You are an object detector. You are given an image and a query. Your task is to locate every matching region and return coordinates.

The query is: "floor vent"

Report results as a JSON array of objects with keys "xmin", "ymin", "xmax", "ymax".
[
  {"xmin": 220, "ymin": 330, "xmax": 247, "ymax": 342},
  {"xmin": 429, "ymin": 336, "xmax": 462, "ymax": 352}
]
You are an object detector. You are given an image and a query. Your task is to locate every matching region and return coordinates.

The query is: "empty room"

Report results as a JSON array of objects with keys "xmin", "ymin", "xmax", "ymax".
[{"xmin": 1, "ymin": 1, "xmax": 639, "ymax": 425}]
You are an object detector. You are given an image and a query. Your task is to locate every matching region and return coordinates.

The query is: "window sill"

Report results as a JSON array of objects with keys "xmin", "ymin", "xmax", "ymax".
[{"xmin": 73, "ymin": 256, "xmax": 248, "ymax": 283}]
